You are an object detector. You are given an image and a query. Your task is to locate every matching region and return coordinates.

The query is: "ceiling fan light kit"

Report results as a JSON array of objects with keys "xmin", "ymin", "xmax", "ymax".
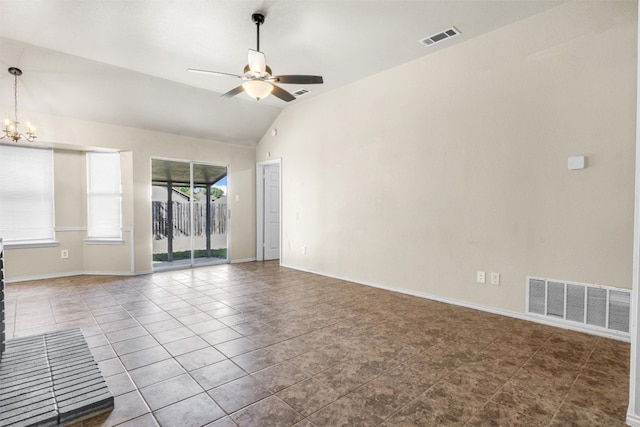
[
  {"xmin": 187, "ymin": 12, "xmax": 324, "ymax": 103},
  {"xmin": 243, "ymin": 80, "xmax": 273, "ymax": 101}
]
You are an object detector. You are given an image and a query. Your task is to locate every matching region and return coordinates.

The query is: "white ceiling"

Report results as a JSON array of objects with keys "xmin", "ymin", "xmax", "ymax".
[{"xmin": 0, "ymin": 0, "xmax": 567, "ymax": 146}]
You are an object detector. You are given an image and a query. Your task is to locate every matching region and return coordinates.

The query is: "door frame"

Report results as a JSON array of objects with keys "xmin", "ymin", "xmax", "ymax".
[{"xmin": 256, "ymin": 158, "xmax": 282, "ymax": 262}]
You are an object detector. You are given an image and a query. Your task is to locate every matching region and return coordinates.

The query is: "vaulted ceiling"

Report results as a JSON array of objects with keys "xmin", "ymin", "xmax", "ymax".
[{"xmin": 0, "ymin": 0, "xmax": 566, "ymax": 146}]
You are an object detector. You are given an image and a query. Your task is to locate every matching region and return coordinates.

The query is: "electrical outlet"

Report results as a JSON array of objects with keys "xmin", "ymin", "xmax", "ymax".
[
  {"xmin": 491, "ymin": 272, "xmax": 500, "ymax": 286},
  {"xmin": 476, "ymin": 271, "xmax": 485, "ymax": 284},
  {"xmin": 301, "ymin": 246, "xmax": 306, "ymax": 255},
  {"xmin": 61, "ymin": 249, "xmax": 69, "ymax": 259}
]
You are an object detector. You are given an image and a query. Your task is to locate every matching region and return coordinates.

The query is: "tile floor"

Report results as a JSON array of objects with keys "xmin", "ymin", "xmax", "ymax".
[{"xmin": 3, "ymin": 261, "xmax": 630, "ymax": 426}]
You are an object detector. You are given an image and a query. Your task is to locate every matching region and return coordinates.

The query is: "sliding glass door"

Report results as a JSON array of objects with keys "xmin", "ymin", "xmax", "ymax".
[{"xmin": 151, "ymin": 158, "xmax": 228, "ymax": 271}]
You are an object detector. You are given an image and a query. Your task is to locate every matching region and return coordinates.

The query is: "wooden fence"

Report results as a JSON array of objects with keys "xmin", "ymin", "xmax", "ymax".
[{"xmin": 152, "ymin": 201, "xmax": 227, "ymax": 240}]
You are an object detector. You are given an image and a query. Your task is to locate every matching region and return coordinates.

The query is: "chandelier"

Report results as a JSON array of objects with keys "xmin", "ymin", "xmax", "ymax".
[{"xmin": 2, "ymin": 67, "xmax": 37, "ymax": 143}]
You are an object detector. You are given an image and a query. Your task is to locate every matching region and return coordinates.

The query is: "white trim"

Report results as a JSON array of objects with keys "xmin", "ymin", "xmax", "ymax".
[
  {"xmin": 231, "ymin": 257, "xmax": 257, "ymax": 264},
  {"xmin": 526, "ymin": 312, "xmax": 629, "ymax": 341},
  {"xmin": 84, "ymin": 239, "xmax": 124, "ymax": 245},
  {"xmin": 189, "ymin": 161, "xmax": 195, "ymax": 265},
  {"xmin": 129, "ymin": 227, "xmax": 135, "ymax": 274},
  {"xmin": 83, "ymin": 271, "xmax": 137, "ymax": 276},
  {"xmin": 6, "ymin": 269, "xmax": 148, "ymax": 283},
  {"xmin": 55, "ymin": 226, "xmax": 132, "ymax": 233},
  {"xmin": 225, "ymin": 170, "xmax": 231, "ymax": 264},
  {"xmin": 630, "ymin": 3, "xmax": 640, "ymax": 420},
  {"xmin": 3, "ymin": 241, "xmax": 59, "ymax": 249},
  {"xmin": 54, "ymin": 227, "xmax": 86, "ymax": 232},
  {"xmin": 256, "ymin": 159, "xmax": 282, "ymax": 262},
  {"xmin": 5, "ymin": 271, "xmax": 85, "ymax": 283},
  {"xmin": 627, "ymin": 412, "xmax": 640, "ymax": 427},
  {"xmin": 256, "ymin": 163, "xmax": 263, "ymax": 261},
  {"xmin": 281, "ymin": 263, "xmax": 631, "ymax": 343}
]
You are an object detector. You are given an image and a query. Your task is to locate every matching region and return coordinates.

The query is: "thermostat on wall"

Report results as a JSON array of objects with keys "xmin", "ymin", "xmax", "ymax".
[{"xmin": 568, "ymin": 156, "xmax": 585, "ymax": 170}]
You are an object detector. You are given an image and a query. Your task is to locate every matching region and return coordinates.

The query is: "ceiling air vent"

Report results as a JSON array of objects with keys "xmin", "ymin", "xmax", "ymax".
[
  {"xmin": 293, "ymin": 89, "xmax": 310, "ymax": 97},
  {"xmin": 419, "ymin": 27, "xmax": 461, "ymax": 47}
]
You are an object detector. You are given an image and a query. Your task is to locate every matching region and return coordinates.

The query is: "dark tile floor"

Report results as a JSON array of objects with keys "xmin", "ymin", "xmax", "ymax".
[{"xmin": 3, "ymin": 261, "xmax": 630, "ymax": 426}]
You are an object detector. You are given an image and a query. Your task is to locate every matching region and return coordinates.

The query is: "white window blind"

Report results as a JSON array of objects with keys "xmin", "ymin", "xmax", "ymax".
[
  {"xmin": 0, "ymin": 145, "xmax": 55, "ymax": 243},
  {"xmin": 87, "ymin": 152, "xmax": 122, "ymax": 239}
]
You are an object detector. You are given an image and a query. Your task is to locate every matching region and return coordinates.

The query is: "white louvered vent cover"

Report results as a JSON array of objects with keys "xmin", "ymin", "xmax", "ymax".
[
  {"xmin": 419, "ymin": 27, "xmax": 461, "ymax": 47},
  {"xmin": 293, "ymin": 89, "xmax": 310, "ymax": 97},
  {"xmin": 527, "ymin": 277, "xmax": 630, "ymax": 336}
]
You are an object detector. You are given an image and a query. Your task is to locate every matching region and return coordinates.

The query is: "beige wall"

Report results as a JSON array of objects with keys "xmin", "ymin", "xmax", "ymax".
[
  {"xmin": 257, "ymin": 1, "xmax": 638, "ymax": 313},
  {"xmin": 4, "ymin": 116, "xmax": 256, "ymax": 280}
]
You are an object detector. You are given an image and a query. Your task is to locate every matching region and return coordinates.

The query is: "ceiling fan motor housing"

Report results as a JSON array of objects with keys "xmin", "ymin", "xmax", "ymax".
[
  {"xmin": 244, "ymin": 64, "xmax": 272, "ymax": 76},
  {"xmin": 252, "ymin": 13, "xmax": 265, "ymax": 25}
]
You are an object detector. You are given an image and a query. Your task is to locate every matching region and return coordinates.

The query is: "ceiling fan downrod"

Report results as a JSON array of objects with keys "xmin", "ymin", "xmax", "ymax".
[{"xmin": 252, "ymin": 13, "xmax": 265, "ymax": 52}]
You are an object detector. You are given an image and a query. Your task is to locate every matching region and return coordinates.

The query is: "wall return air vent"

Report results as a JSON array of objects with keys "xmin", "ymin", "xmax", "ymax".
[
  {"xmin": 527, "ymin": 277, "xmax": 630, "ymax": 338},
  {"xmin": 419, "ymin": 27, "xmax": 461, "ymax": 47}
]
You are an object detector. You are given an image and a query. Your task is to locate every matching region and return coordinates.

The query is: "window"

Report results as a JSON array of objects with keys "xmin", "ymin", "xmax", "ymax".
[
  {"xmin": 0, "ymin": 145, "xmax": 55, "ymax": 243},
  {"xmin": 87, "ymin": 152, "xmax": 122, "ymax": 240}
]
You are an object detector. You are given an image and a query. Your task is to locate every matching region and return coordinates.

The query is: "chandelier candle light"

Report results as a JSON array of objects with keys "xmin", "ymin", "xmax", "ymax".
[{"xmin": 2, "ymin": 67, "xmax": 37, "ymax": 143}]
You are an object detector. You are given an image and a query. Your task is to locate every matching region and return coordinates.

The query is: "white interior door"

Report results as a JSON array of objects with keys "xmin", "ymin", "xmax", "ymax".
[{"xmin": 263, "ymin": 163, "xmax": 280, "ymax": 260}]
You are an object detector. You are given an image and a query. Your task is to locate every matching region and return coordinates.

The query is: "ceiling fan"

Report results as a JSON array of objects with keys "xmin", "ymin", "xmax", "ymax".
[{"xmin": 188, "ymin": 12, "xmax": 323, "ymax": 102}]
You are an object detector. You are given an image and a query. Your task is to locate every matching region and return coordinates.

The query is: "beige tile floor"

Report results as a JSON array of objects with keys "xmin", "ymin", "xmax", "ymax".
[{"xmin": 3, "ymin": 261, "xmax": 630, "ymax": 426}]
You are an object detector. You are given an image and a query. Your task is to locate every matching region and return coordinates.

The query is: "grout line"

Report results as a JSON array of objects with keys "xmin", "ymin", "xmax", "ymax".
[
  {"xmin": 546, "ymin": 336, "xmax": 601, "ymax": 426},
  {"xmin": 462, "ymin": 330, "xmax": 556, "ymax": 425},
  {"xmin": 85, "ymin": 292, "xmax": 157, "ymax": 426},
  {"xmin": 96, "ymin": 275, "xmax": 260, "ymax": 424}
]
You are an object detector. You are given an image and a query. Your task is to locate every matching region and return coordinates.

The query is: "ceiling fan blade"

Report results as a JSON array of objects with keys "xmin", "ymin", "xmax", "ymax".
[
  {"xmin": 273, "ymin": 75, "xmax": 323, "ymax": 85},
  {"xmin": 221, "ymin": 85, "xmax": 245, "ymax": 98},
  {"xmin": 248, "ymin": 49, "xmax": 266, "ymax": 74},
  {"xmin": 270, "ymin": 84, "xmax": 296, "ymax": 102},
  {"xmin": 187, "ymin": 68, "xmax": 244, "ymax": 79}
]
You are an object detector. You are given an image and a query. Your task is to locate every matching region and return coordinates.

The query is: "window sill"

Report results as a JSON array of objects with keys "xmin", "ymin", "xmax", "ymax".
[
  {"xmin": 3, "ymin": 240, "xmax": 59, "ymax": 249},
  {"xmin": 84, "ymin": 239, "xmax": 124, "ymax": 245}
]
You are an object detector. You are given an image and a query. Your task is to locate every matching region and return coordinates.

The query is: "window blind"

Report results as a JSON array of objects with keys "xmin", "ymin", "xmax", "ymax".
[
  {"xmin": 87, "ymin": 152, "xmax": 121, "ymax": 239},
  {"xmin": 0, "ymin": 145, "xmax": 55, "ymax": 242}
]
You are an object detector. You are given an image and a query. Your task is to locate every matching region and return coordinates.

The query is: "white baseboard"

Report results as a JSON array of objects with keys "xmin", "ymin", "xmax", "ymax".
[
  {"xmin": 135, "ymin": 270, "xmax": 154, "ymax": 276},
  {"xmin": 5, "ymin": 271, "xmax": 85, "ymax": 283},
  {"xmin": 6, "ymin": 270, "xmax": 143, "ymax": 283},
  {"xmin": 280, "ymin": 263, "xmax": 630, "ymax": 343},
  {"xmin": 83, "ymin": 271, "xmax": 137, "ymax": 276},
  {"xmin": 627, "ymin": 412, "xmax": 640, "ymax": 426},
  {"xmin": 231, "ymin": 258, "xmax": 257, "ymax": 264}
]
